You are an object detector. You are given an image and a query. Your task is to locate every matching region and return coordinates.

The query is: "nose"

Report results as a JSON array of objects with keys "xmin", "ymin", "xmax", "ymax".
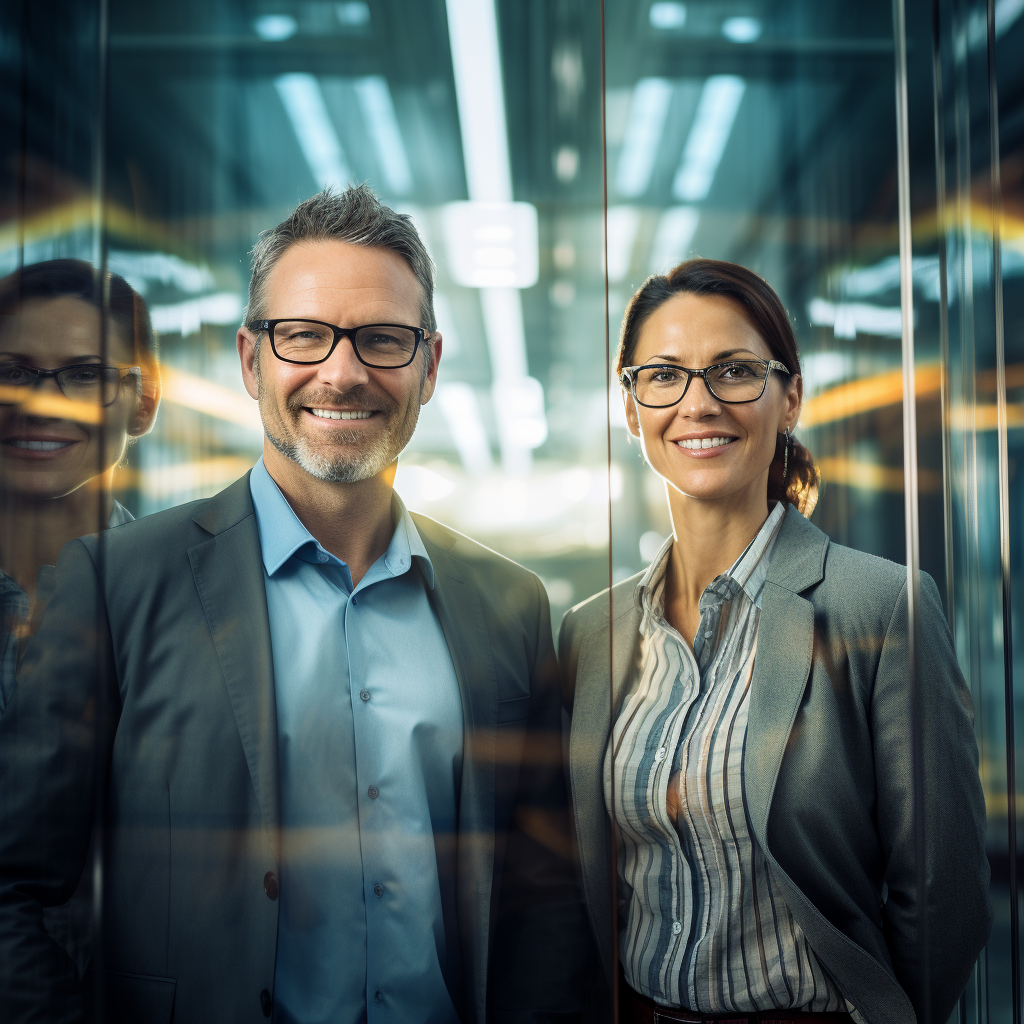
[
  {"xmin": 315, "ymin": 334, "xmax": 372, "ymax": 391},
  {"xmin": 676, "ymin": 370, "xmax": 722, "ymax": 419}
]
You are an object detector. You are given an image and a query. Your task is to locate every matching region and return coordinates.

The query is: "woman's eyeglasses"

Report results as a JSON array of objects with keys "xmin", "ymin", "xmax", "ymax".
[{"xmin": 620, "ymin": 358, "xmax": 790, "ymax": 408}]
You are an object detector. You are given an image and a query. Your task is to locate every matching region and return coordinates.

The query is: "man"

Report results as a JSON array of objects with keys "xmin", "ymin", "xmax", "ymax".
[{"xmin": 0, "ymin": 185, "xmax": 584, "ymax": 1023}]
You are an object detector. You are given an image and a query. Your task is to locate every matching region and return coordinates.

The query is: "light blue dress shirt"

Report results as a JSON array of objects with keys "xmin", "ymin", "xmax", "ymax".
[{"xmin": 249, "ymin": 459, "xmax": 464, "ymax": 1024}]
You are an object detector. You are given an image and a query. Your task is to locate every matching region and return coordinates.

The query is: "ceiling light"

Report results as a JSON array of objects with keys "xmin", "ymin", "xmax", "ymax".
[
  {"xmin": 554, "ymin": 145, "xmax": 580, "ymax": 182},
  {"xmin": 274, "ymin": 74, "xmax": 353, "ymax": 190},
  {"xmin": 354, "ymin": 76, "xmax": 413, "ymax": 195},
  {"xmin": 336, "ymin": 2, "xmax": 371, "ymax": 27},
  {"xmin": 436, "ymin": 383, "xmax": 493, "ymax": 476},
  {"xmin": 253, "ymin": 15, "xmax": 297, "ymax": 40},
  {"xmin": 649, "ymin": 206, "xmax": 699, "ymax": 272},
  {"xmin": 722, "ymin": 16, "xmax": 762, "ymax": 42},
  {"xmin": 672, "ymin": 75, "xmax": 745, "ymax": 201},
  {"xmin": 996, "ymin": 0, "xmax": 1024, "ymax": 34},
  {"xmin": 649, "ymin": 2, "xmax": 687, "ymax": 29},
  {"xmin": 616, "ymin": 78, "xmax": 673, "ymax": 198},
  {"xmin": 442, "ymin": 201, "xmax": 538, "ymax": 289},
  {"xmin": 606, "ymin": 206, "xmax": 642, "ymax": 283}
]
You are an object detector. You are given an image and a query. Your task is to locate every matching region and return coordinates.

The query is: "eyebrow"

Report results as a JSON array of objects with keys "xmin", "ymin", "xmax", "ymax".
[{"xmin": 646, "ymin": 348, "xmax": 761, "ymax": 363}]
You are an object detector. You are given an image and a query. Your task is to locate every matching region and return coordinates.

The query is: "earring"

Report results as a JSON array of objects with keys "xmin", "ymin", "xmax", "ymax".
[{"xmin": 783, "ymin": 428, "xmax": 790, "ymax": 478}]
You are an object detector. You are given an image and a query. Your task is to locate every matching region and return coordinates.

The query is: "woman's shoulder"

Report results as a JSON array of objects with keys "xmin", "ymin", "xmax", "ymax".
[{"xmin": 559, "ymin": 571, "xmax": 642, "ymax": 649}]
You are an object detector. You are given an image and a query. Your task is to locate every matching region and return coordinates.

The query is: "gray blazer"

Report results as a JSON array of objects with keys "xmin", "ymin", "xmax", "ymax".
[
  {"xmin": 0, "ymin": 475, "xmax": 586, "ymax": 1024},
  {"xmin": 558, "ymin": 507, "xmax": 991, "ymax": 1024}
]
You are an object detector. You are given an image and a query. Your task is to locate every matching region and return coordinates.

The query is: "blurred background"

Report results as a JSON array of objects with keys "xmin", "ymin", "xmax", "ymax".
[{"xmin": 2, "ymin": 0, "xmax": 1023, "ymax": 1018}]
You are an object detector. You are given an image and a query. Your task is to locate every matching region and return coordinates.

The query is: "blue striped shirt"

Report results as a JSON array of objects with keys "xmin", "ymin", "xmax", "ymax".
[{"xmin": 605, "ymin": 503, "xmax": 847, "ymax": 1013}]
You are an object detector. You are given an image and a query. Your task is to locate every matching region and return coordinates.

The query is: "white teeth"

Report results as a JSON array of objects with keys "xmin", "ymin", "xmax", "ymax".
[
  {"xmin": 7, "ymin": 440, "xmax": 73, "ymax": 451},
  {"xmin": 310, "ymin": 408, "xmax": 373, "ymax": 420},
  {"xmin": 678, "ymin": 437, "xmax": 735, "ymax": 450}
]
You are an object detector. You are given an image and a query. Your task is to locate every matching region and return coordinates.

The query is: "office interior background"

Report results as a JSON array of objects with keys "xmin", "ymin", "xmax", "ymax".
[{"xmin": 2, "ymin": 0, "xmax": 1022, "ymax": 1019}]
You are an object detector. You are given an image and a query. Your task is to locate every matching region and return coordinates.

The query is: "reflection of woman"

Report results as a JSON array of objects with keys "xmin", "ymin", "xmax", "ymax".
[
  {"xmin": 0, "ymin": 258, "xmax": 160, "ymax": 712},
  {"xmin": 559, "ymin": 260, "xmax": 990, "ymax": 1024}
]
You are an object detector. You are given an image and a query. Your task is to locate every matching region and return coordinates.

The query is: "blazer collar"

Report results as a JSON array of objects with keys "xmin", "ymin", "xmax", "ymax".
[{"xmin": 763, "ymin": 505, "xmax": 829, "ymax": 594}]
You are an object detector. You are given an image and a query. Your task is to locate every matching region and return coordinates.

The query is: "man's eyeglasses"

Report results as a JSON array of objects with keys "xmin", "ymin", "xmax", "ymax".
[
  {"xmin": 0, "ymin": 361, "xmax": 142, "ymax": 407},
  {"xmin": 247, "ymin": 319, "xmax": 427, "ymax": 369},
  {"xmin": 620, "ymin": 358, "xmax": 790, "ymax": 408}
]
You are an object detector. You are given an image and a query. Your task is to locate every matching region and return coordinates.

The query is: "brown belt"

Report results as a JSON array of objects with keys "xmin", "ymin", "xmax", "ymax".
[{"xmin": 619, "ymin": 980, "xmax": 854, "ymax": 1024}]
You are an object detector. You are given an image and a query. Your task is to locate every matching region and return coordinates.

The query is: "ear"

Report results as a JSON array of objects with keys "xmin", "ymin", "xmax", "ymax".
[
  {"xmin": 418, "ymin": 332, "xmax": 443, "ymax": 404},
  {"xmin": 127, "ymin": 364, "xmax": 162, "ymax": 437},
  {"xmin": 781, "ymin": 372, "xmax": 803, "ymax": 432},
  {"xmin": 623, "ymin": 388, "xmax": 642, "ymax": 439},
  {"xmin": 238, "ymin": 326, "xmax": 260, "ymax": 401}
]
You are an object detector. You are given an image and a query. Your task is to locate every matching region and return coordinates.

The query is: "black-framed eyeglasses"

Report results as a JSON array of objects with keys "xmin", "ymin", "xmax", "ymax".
[
  {"xmin": 621, "ymin": 358, "xmax": 790, "ymax": 408},
  {"xmin": 0, "ymin": 361, "xmax": 142, "ymax": 407},
  {"xmin": 247, "ymin": 319, "xmax": 427, "ymax": 369}
]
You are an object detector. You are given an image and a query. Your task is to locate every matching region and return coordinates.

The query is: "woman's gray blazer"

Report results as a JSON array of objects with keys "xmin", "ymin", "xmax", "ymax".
[{"xmin": 558, "ymin": 507, "xmax": 991, "ymax": 1024}]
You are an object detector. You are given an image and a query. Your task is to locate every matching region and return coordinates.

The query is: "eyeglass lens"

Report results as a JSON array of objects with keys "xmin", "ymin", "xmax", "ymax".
[
  {"xmin": 632, "ymin": 361, "xmax": 769, "ymax": 407},
  {"xmin": 0, "ymin": 362, "xmax": 127, "ymax": 406},
  {"xmin": 272, "ymin": 321, "xmax": 419, "ymax": 367}
]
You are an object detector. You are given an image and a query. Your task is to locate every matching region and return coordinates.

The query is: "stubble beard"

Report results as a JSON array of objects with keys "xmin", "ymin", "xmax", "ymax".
[{"xmin": 257, "ymin": 364, "xmax": 423, "ymax": 484}]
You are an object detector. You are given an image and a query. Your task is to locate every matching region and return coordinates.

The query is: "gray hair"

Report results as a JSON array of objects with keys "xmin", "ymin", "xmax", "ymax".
[{"xmin": 245, "ymin": 183, "xmax": 436, "ymax": 332}]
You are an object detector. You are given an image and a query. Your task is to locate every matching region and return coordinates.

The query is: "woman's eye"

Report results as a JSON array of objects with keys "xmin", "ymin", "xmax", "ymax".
[{"xmin": 65, "ymin": 367, "xmax": 101, "ymax": 383}]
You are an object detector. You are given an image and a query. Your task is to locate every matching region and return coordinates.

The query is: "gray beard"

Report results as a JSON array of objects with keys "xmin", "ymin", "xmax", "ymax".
[{"xmin": 257, "ymin": 363, "xmax": 421, "ymax": 483}]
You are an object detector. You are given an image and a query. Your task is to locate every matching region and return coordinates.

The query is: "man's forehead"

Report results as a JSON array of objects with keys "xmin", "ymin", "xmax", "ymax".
[{"xmin": 266, "ymin": 239, "xmax": 422, "ymax": 309}]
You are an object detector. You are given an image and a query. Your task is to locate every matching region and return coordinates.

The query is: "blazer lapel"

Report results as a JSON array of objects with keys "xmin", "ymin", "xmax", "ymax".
[
  {"xmin": 416, "ymin": 533, "xmax": 498, "ymax": 1024},
  {"xmin": 569, "ymin": 597, "xmax": 641, "ymax": 987},
  {"xmin": 188, "ymin": 476, "xmax": 280, "ymax": 835},
  {"xmin": 744, "ymin": 508, "xmax": 828, "ymax": 848}
]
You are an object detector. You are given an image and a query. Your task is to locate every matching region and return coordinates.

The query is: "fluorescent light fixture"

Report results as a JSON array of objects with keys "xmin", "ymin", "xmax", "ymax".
[
  {"xmin": 394, "ymin": 464, "xmax": 457, "ymax": 504},
  {"xmin": 275, "ymin": 74, "xmax": 353, "ymax": 190},
  {"xmin": 801, "ymin": 351, "xmax": 854, "ymax": 391},
  {"xmin": 336, "ymin": 1, "xmax": 371, "ymax": 27},
  {"xmin": 107, "ymin": 251, "xmax": 214, "ymax": 296},
  {"xmin": 445, "ymin": 0, "xmax": 513, "ymax": 203},
  {"xmin": 808, "ymin": 297, "xmax": 905, "ymax": 339},
  {"xmin": 431, "ymin": 293, "xmax": 461, "ymax": 356},
  {"xmin": 442, "ymin": 201, "xmax": 539, "ymax": 289},
  {"xmin": 436, "ymin": 382, "xmax": 493, "ymax": 475},
  {"xmin": 615, "ymin": 78, "xmax": 673, "ymax": 198},
  {"xmin": 672, "ymin": 75, "xmax": 746, "ymax": 201},
  {"xmin": 354, "ymin": 76, "xmax": 413, "ymax": 195},
  {"xmin": 649, "ymin": 206, "xmax": 700, "ymax": 271},
  {"xmin": 649, "ymin": 2, "xmax": 687, "ymax": 29},
  {"xmin": 253, "ymin": 14, "xmax": 297, "ymax": 40},
  {"xmin": 722, "ymin": 16, "xmax": 762, "ymax": 42},
  {"xmin": 606, "ymin": 206, "xmax": 642, "ymax": 283},
  {"xmin": 996, "ymin": 0, "xmax": 1024, "ymax": 34},
  {"xmin": 481, "ymin": 289, "xmax": 547, "ymax": 471},
  {"xmin": 149, "ymin": 292, "xmax": 244, "ymax": 336}
]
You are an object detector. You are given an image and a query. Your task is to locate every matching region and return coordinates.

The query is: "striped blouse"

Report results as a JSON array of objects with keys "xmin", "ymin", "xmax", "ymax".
[{"xmin": 604, "ymin": 503, "xmax": 847, "ymax": 1013}]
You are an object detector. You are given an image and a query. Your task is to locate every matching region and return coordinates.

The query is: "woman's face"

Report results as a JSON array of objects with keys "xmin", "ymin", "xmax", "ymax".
[
  {"xmin": 624, "ymin": 291, "xmax": 802, "ymax": 509},
  {"xmin": 0, "ymin": 295, "xmax": 153, "ymax": 501}
]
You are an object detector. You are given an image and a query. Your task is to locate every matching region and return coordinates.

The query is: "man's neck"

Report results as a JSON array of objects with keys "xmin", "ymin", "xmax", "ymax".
[{"xmin": 262, "ymin": 443, "xmax": 396, "ymax": 587}]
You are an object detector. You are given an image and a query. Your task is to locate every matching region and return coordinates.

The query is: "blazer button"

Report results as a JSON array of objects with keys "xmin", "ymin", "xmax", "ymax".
[
  {"xmin": 260, "ymin": 989, "xmax": 272, "ymax": 1017},
  {"xmin": 264, "ymin": 871, "xmax": 279, "ymax": 901}
]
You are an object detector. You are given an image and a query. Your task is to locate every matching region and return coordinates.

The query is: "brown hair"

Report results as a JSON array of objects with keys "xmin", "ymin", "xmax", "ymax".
[{"xmin": 617, "ymin": 258, "xmax": 819, "ymax": 516}]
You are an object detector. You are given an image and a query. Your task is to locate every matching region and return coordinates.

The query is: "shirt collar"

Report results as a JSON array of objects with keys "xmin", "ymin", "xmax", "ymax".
[
  {"xmin": 635, "ymin": 500, "xmax": 788, "ymax": 613},
  {"xmin": 248, "ymin": 457, "xmax": 434, "ymax": 588}
]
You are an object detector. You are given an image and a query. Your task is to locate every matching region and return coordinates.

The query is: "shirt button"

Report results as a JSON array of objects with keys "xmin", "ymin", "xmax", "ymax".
[
  {"xmin": 373, "ymin": 883, "xmax": 384, "ymax": 898},
  {"xmin": 318, "ymin": 553, "xmax": 328, "ymax": 563},
  {"xmin": 374, "ymin": 991, "xmax": 384, "ymax": 1004},
  {"xmin": 368, "ymin": 785, "xmax": 379, "ymax": 799},
  {"xmin": 654, "ymin": 747, "xmax": 667, "ymax": 762},
  {"xmin": 263, "ymin": 871, "xmax": 279, "ymax": 900},
  {"xmin": 260, "ymin": 989, "xmax": 273, "ymax": 1017},
  {"xmin": 359, "ymin": 689, "xmax": 371, "ymax": 702},
  {"xmin": 672, "ymin": 921, "xmax": 682, "ymax": 935}
]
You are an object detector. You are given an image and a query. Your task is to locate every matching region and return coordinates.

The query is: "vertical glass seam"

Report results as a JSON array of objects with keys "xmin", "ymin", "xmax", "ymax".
[{"xmin": 892, "ymin": 0, "xmax": 930, "ymax": 1018}]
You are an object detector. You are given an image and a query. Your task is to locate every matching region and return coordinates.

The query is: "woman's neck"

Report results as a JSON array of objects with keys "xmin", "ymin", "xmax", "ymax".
[
  {"xmin": 0, "ymin": 483, "xmax": 113, "ymax": 602},
  {"xmin": 661, "ymin": 479, "xmax": 771, "ymax": 643}
]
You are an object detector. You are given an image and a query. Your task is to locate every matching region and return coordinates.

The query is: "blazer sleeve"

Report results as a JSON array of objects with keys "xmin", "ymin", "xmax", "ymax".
[
  {"xmin": 872, "ymin": 571, "xmax": 992, "ymax": 1024},
  {"xmin": 488, "ymin": 575, "xmax": 588, "ymax": 1023},
  {"xmin": 0, "ymin": 537, "xmax": 119, "ymax": 1024}
]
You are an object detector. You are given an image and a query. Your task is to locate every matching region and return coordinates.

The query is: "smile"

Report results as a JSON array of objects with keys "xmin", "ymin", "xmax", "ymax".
[
  {"xmin": 5, "ymin": 440, "xmax": 76, "ymax": 451},
  {"xmin": 676, "ymin": 437, "xmax": 736, "ymax": 450},
  {"xmin": 308, "ymin": 408, "xmax": 374, "ymax": 420}
]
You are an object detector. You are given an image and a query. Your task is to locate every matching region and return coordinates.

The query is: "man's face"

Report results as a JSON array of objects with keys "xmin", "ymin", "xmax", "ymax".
[{"xmin": 237, "ymin": 240, "xmax": 440, "ymax": 484}]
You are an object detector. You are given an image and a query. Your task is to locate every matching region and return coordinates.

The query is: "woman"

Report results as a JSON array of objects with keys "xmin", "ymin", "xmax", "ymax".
[
  {"xmin": 0, "ymin": 258, "xmax": 160, "ymax": 973},
  {"xmin": 559, "ymin": 259, "xmax": 990, "ymax": 1024}
]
